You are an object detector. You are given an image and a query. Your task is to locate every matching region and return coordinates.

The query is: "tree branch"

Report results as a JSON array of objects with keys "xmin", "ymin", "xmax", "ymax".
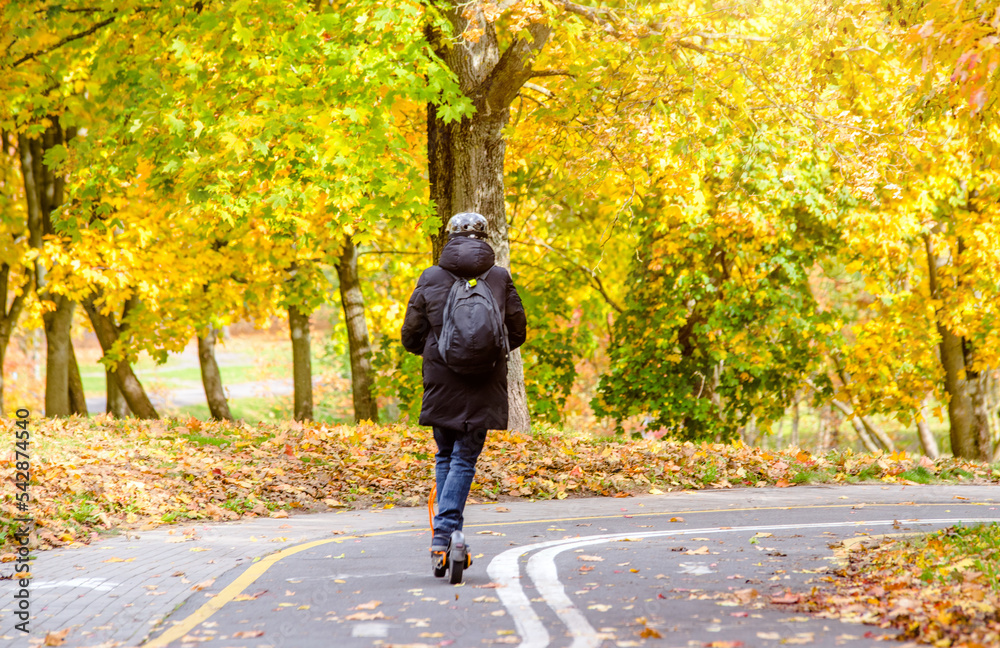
[
  {"xmin": 478, "ymin": 20, "xmax": 553, "ymax": 114},
  {"xmin": 553, "ymin": 0, "xmax": 621, "ymax": 35},
  {"xmin": 693, "ymin": 31, "xmax": 771, "ymax": 43},
  {"xmin": 13, "ymin": 14, "xmax": 117, "ymax": 67},
  {"xmin": 522, "ymin": 82, "xmax": 554, "ymax": 98},
  {"xmin": 521, "ymin": 236, "xmax": 624, "ymax": 314},
  {"xmin": 529, "ymin": 69, "xmax": 574, "ymax": 78}
]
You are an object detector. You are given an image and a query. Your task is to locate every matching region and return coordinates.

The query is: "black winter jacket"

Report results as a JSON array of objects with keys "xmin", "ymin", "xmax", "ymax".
[{"xmin": 401, "ymin": 236, "xmax": 527, "ymax": 431}]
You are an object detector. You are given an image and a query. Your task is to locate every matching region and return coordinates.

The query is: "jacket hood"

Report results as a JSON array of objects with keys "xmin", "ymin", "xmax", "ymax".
[{"xmin": 438, "ymin": 236, "xmax": 496, "ymax": 277}]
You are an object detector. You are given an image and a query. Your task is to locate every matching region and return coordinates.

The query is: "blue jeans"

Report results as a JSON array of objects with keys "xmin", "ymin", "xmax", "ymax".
[{"xmin": 432, "ymin": 426, "xmax": 487, "ymax": 547}]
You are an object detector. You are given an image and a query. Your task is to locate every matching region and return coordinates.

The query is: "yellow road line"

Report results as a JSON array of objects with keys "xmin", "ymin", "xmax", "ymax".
[
  {"xmin": 143, "ymin": 531, "xmax": 398, "ymax": 647},
  {"xmin": 142, "ymin": 499, "xmax": 994, "ymax": 646}
]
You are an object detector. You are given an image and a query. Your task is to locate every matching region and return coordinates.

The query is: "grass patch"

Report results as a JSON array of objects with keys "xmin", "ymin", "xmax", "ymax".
[
  {"xmin": 918, "ymin": 523, "xmax": 1000, "ymax": 590},
  {"xmin": 170, "ymin": 397, "xmax": 292, "ymax": 423},
  {"xmin": 854, "ymin": 465, "xmax": 882, "ymax": 481},
  {"xmin": 940, "ymin": 467, "xmax": 976, "ymax": 481},
  {"xmin": 791, "ymin": 468, "xmax": 834, "ymax": 484},
  {"xmin": 897, "ymin": 466, "xmax": 935, "ymax": 484}
]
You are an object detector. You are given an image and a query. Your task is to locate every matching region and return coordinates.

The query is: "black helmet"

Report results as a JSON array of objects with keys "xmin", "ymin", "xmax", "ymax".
[{"xmin": 447, "ymin": 212, "xmax": 488, "ymax": 239}]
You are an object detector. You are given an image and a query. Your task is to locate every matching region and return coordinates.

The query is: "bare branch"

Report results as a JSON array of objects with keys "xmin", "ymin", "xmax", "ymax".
[
  {"xmin": 523, "ymin": 82, "xmax": 554, "ymax": 98},
  {"xmin": 529, "ymin": 68, "xmax": 574, "ymax": 78},
  {"xmin": 552, "ymin": 0, "xmax": 621, "ymax": 36},
  {"xmin": 693, "ymin": 31, "xmax": 771, "ymax": 43},
  {"xmin": 520, "ymin": 236, "xmax": 624, "ymax": 314}
]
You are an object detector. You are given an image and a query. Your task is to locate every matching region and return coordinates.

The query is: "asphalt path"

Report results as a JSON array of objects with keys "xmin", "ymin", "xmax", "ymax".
[{"xmin": 142, "ymin": 485, "xmax": 1000, "ymax": 648}]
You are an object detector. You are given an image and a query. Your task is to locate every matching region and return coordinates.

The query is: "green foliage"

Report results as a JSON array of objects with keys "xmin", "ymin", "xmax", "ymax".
[
  {"xmin": 371, "ymin": 334, "xmax": 423, "ymax": 423},
  {"xmin": 518, "ymin": 276, "xmax": 596, "ymax": 424},
  {"xmin": 593, "ymin": 132, "xmax": 847, "ymax": 441}
]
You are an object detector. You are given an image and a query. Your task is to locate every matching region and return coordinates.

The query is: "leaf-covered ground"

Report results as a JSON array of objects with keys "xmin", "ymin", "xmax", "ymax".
[
  {"xmin": 3, "ymin": 416, "xmax": 998, "ymax": 556},
  {"xmin": 797, "ymin": 523, "xmax": 1000, "ymax": 648}
]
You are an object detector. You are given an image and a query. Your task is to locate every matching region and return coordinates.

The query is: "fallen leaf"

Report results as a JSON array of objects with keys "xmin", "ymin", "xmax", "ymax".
[
  {"xmin": 233, "ymin": 590, "xmax": 268, "ymax": 602},
  {"xmin": 782, "ymin": 634, "xmax": 815, "ymax": 645},
  {"xmin": 43, "ymin": 629, "xmax": 70, "ymax": 646},
  {"xmin": 345, "ymin": 611, "xmax": 387, "ymax": 621}
]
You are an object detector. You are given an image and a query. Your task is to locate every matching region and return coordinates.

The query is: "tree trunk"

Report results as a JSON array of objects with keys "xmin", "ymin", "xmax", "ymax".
[
  {"xmin": 989, "ymin": 371, "xmax": 1000, "ymax": 458},
  {"xmin": 939, "ymin": 326, "xmax": 977, "ymax": 457},
  {"xmin": 924, "ymin": 234, "xmax": 986, "ymax": 459},
  {"xmin": 198, "ymin": 327, "xmax": 233, "ymax": 420},
  {"xmin": 506, "ymin": 351, "xmax": 530, "ymax": 431},
  {"xmin": 970, "ymin": 369, "xmax": 995, "ymax": 461},
  {"xmin": 814, "ymin": 407, "xmax": 827, "ymax": 453},
  {"xmin": 916, "ymin": 395, "xmax": 940, "ymax": 460},
  {"xmin": 82, "ymin": 294, "xmax": 159, "ymax": 419},
  {"xmin": 425, "ymin": 8, "xmax": 551, "ymax": 432},
  {"xmin": 288, "ymin": 303, "xmax": 313, "ymax": 421},
  {"xmin": 791, "ymin": 396, "xmax": 800, "ymax": 447},
  {"xmin": 42, "ymin": 296, "xmax": 74, "ymax": 417},
  {"xmin": 0, "ymin": 342, "xmax": 6, "ymax": 416},
  {"xmin": 19, "ymin": 119, "xmax": 82, "ymax": 417},
  {"xmin": 106, "ymin": 368, "xmax": 130, "ymax": 417},
  {"xmin": 335, "ymin": 236, "xmax": 378, "ymax": 423},
  {"xmin": 68, "ymin": 341, "xmax": 87, "ymax": 416},
  {"xmin": 741, "ymin": 413, "xmax": 758, "ymax": 446},
  {"xmin": 830, "ymin": 398, "xmax": 881, "ymax": 453},
  {"xmin": 0, "ymin": 262, "xmax": 30, "ymax": 416}
]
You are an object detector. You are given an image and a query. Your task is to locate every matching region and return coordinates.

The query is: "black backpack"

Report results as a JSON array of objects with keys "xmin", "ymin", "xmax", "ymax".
[{"xmin": 437, "ymin": 269, "xmax": 509, "ymax": 375}]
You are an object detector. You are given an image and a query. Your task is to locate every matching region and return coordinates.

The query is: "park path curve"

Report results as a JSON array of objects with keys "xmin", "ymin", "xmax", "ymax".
[{"xmin": 9, "ymin": 484, "xmax": 998, "ymax": 648}]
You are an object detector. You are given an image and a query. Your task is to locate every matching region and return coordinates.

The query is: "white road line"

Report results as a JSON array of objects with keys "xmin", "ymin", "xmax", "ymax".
[
  {"xmin": 491, "ymin": 517, "xmax": 999, "ymax": 648},
  {"xmin": 488, "ymin": 545, "xmax": 551, "ymax": 648},
  {"xmin": 527, "ymin": 546, "xmax": 604, "ymax": 648}
]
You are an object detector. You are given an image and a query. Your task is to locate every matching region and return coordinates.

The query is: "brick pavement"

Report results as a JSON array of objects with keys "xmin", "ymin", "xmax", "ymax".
[{"xmin": 1, "ymin": 507, "xmax": 426, "ymax": 648}]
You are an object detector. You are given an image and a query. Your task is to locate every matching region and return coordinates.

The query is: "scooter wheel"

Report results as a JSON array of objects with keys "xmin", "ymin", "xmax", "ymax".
[
  {"xmin": 448, "ymin": 554, "xmax": 464, "ymax": 584},
  {"xmin": 432, "ymin": 551, "xmax": 448, "ymax": 578},
  {"xmin": 448, "ymin": 531, "xmax": 466, "ymax": 584}
]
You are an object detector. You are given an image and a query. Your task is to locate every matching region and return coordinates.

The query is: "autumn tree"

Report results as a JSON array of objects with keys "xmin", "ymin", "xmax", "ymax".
[
  {"xmin": 824, "ymin": 0, "xmax": 1000, "ymax": 460},
  {"xmin": 1, "ymin": 2, "xmax": 162, "ymax": 417},
  {"xmin": 419, "ymin": 0, "xmax": 874, "ymax": 433},
  {"xmin": 2, "ymin": 0, "xmax": 468, "ymax": 422}
]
